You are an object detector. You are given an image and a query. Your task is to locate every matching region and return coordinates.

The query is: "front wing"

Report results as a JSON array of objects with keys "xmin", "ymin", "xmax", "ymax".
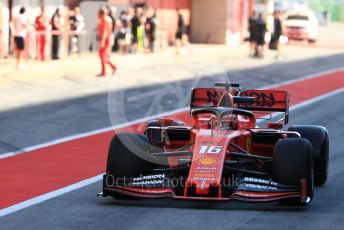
[{"xmin": 100, "ymin": 174, "xmax": 308, "ymax": 203}]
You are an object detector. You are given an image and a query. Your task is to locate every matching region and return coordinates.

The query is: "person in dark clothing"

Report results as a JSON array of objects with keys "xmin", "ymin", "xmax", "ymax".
[
  {"xmin": 68, "ymin": 9, "xmax": 77, "ymax": 55},
  {"xmin": 175, "ymin": 9, "xmax": 186, "ymax": 41},
  {"xmin": 130, "ymin": 7, "xmax": 142, "ymax": 53},
  {"xmin": 145, "ymin": 9, "xmax": 156, "ymax": 52},
  {"xmin": 175, "ymin": 8, "xmax": 191, "ymax": 55},
  {"xmin": 116, "ymin": 10, "xmax": 130, "ymax": 53},
  {"xmin": 254, "ymin": 13, "xmax": 267, "ymax": 58},
  {"xmin": 69, "ymin": 10, "xmax": 77, "ymax": 31},
  {"xmin": 269, "ymin": 11, "xmax": 283, "ymax": 59},
  {"xmin": 51, "ymin": 8, "xmax": 61, "ymax": 59},
  {"xmin": 120, "ymin": 10, "xmax": 129, "ymax": 28},
  {"xmin": 248, "ymin": 11, "xmax": 257, "ymax": 56}
]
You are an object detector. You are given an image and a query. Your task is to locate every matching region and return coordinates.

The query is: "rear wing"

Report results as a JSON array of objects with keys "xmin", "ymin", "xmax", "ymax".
[
  {"xmin": 190, "ymin": 88, "xmax": 290, "ymax": 124},
  {"xmin": 190, "ymin": 88, "xmax": 225, "ymax": 108},
  {"xmin": 238, "ymin": 90, "xmax": 290, "ymax": 124}
]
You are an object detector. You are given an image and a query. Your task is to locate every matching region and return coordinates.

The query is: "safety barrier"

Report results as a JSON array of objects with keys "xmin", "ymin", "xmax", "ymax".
[{"xmin": 10, "ymin": 28, "xmax": 172, "ymax": 60}]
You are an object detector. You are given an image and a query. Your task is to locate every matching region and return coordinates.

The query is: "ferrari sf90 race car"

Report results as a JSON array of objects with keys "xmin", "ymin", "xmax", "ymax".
[{"xmin": 100, "ymin": 82, "xmax": 329, "ymax": 205}]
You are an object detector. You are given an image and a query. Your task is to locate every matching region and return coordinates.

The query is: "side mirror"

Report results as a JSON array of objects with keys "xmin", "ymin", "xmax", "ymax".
[{"xmin": 267, "ymin": 122, "xmax": 283, "ymax": 129}]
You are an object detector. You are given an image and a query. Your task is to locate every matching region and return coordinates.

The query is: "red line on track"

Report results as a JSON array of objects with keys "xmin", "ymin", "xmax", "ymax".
[
  {"xmin": 271, "ymin": 70, "xmax": 344, "ymax": 104},
  {"xmin": 0, "ymin": 70, "xmax": 343, "ymax": 209}
]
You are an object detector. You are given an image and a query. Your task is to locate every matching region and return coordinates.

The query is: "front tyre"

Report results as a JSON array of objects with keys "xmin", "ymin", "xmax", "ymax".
[
  {"xmin": 273, "ymin": 138, "xmax": 314, "ymax": 205},
  {"xmin": 106, "ymin": 133, "xmax": 157, "ymax": 178},
  {"xmin": 288, "ymin": 125, "xmax": 329, "ymax": 186}
]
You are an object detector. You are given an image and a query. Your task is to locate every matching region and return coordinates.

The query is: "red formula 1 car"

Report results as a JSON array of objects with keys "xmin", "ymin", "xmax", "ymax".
[{"xmin": 100, "ymin": 82, "xmax": 329, "ymax": 205}]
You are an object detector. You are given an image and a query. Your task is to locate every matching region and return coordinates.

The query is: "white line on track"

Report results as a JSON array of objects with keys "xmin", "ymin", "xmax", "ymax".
[
  {"xmin": 0, "ymin": 175, "xmax": 103, "ymax": 217},
  {"xmin": 2, "ymin": 88, "xmax": 343, "ymax": 218},
  {"xmin": 1, "ymin": 66, "xmax": 344, "ymax": 160},
  {"xmin": 0, "ymin": 107, "xmax": 188, "ymax": 159},
  {"xmin": 1, "ymin": 67, "xmax": 344, "ymax": 217}
]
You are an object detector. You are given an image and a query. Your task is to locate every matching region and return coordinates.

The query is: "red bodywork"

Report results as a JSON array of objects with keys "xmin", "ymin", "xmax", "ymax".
[{"xmin": 103, "ymin": 86, "xmax": 307, "ymax": 202}]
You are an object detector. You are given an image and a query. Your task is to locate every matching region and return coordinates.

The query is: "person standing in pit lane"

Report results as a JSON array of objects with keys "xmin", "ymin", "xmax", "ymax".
[
  {"xmin": 0, "ymin": 27, "xmax": 2, "ymax": 64},
  {"xmin": 105, "ymin": 5, "xmax": 116, "ymax": 55},
  {"xmin": 254, "ymin": 13, "xmax": 267, "ymax": 58},
  {"xmin": 68, "ymin": 8, "xmax": 85, "ymax": 56},
  {"xmin": 51, "ymin": 8, "xmax": 62, "ymax": 60},
  {"xmin": 35, "ymin": 6, "xmax": 48, "ymax": 61},
  {"xmin": 73, "ymin": 7, "xmax": 85, "ymax": 56},
  {"xmin": 68, "ymin": 7, "xmax": 85, "ymax": 57},
  {"xmin": 137, "ymin": 14, "xmax": 146, "ymax": 52},
  {"xmin": 269, "ymin": 11, "xmax": 283, "ymax": 59},
  {"xmin": 175, "ymin": 8, "xmax": 191, "ymax": 55},
  {"xmin": 130, "ymin": 7, "xmax": 142, "ymax": 53},
  {"xmin": 68, "ymin": 9, "xmax": 77, "ymax": 56},
  {"xmin": 13, "ymin": 6, "xmax": 28, "ymax": 69},
  {"xmin": 117, "ymin": 10, "xmax": 131, "ymax": 54},
  {"xmin": 97, "ymin": 7, "xmax": 117, "ymax": 77},
  {"xmin": 145, "ymin": 7, "xmax": 156, "ymax": 53},
  {"xmin": 248, "ymin": 11, "xmax": 257, "ymax": 57},
  {"xmin": 0, "ymin": 2, "xmax": 4, "ymax": 63}
]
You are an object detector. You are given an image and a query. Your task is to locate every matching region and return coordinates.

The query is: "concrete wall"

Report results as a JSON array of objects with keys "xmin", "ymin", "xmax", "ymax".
[
  {"xmin": 191, "ymin": 0, "xmax": 227, "ymax": 44},
  {"xmin": 226, "ymin": 0, "xmax": 250, "ymax": 45},
  {"xmin": 191, "ymin": 0, "xmax": 251, "ymax": 45}
]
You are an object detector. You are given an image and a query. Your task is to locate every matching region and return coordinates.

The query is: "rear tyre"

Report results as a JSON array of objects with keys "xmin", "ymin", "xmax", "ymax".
[
  {"xmin": 288, "ymin": 125, "xmax": 329, "ymax": 186},
  {"xmin": 273, "ymin": 138, "xmax": 314, "ymax": 205}
]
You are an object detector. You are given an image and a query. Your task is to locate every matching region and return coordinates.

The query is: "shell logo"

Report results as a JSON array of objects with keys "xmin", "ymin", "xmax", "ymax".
[{"xmin": 197, "ymin": 157, "xmax": 218, "ymax": 166}]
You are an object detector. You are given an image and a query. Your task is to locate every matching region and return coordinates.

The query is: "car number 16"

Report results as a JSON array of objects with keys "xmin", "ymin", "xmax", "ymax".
[{"xmin": 199, "ymin": 145, "xmax": 223, "ymax": 154}]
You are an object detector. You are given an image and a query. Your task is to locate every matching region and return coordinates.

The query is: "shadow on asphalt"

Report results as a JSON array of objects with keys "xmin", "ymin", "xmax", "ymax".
[
  {"xmin": 97, "ymin": 197, "xmax": 307, "ymax": 212},
  {"xmin": 1, "ymin": 53, "xmax": 344, "ymax": 155}
]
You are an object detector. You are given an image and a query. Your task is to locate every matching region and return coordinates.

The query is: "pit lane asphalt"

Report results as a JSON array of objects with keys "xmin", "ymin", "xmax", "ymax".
[
  {"xmin": 1, "ymin": 85, "xmax": 344, "ymax": 230},
  {"xmin": 1, "ymin": 54, "xmax": 344, "ymax": 229},
  {"xmin": 1, "ymin": 53, "xmax": 344, "ymax": 154}
]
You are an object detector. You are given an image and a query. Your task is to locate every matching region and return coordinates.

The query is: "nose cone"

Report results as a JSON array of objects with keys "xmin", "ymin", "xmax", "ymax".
[{"xmin": 184, "ymin": 132, "xmax": 232, "ymax": 197}]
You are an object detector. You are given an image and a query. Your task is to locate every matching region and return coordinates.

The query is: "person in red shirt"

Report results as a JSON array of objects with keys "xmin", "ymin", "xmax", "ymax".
[
  {"xmin": 35, "ymin": 6, "xmax": 48, "ymax": 61},
  {"xmin": 97, "ymin": 7, "xmax": 117, "ymax": 77}
]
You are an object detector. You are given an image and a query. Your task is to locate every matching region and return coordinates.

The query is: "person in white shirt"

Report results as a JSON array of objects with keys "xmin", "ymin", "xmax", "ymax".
[
  {"xmin": 75, "ymin": 7, "xmax": 85, "ymax": 34},
  {"xmin": 13, "ymin": 6, "xmax": 28, "ymax": 69},
  {"xmin": 68, "ymin": 7, "xmax": 85, "ymax": 56}
]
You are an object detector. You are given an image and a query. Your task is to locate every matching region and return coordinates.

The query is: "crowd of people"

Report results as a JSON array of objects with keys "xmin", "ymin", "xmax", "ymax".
[
  {"xmin": 5, "ymin": 4, "xmax": 287, "ymax": 76},
  {"xmin": 6, "ymin": 4, "xmax": 190, "ymax": 75},
  {"xmin": 247, "ymin": 11, "xmax": 283, "ymax": 59},
  {"xmin": 112, "ymin": 6, "xmax": 158, "ymax": 54},
  {"xmin": 112, "ymin": 6, "xmax": 190, "ymax": 55},
  {"xmin": 96, "ymin": 5, "xmax": 189, "ymax": 76},
  {"xmin": 11, "ymin": 6, "xmax": 85, "ymax": 69}
]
